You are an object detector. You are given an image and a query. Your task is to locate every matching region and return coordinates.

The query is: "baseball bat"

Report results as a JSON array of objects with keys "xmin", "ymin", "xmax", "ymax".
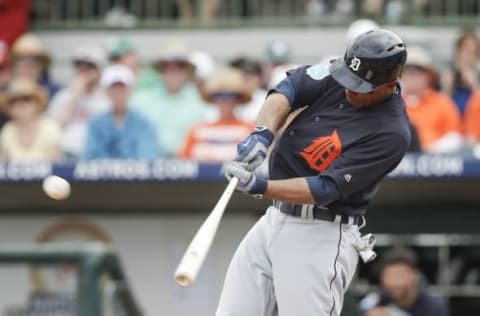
[{"xmin": 174, "ymin": 176, "xmax": 239, "ymax": 287}]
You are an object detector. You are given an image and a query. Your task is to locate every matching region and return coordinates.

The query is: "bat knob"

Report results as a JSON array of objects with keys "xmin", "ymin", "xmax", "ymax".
[{"xmin": 175, "ymin": 273, "xmax": 193, "ymax": 287}]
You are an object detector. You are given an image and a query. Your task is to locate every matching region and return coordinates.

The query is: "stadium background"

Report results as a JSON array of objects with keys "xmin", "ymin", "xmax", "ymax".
[{"xmin": 0, "ymin": 0, "xmax": 480, "ymax": 315}]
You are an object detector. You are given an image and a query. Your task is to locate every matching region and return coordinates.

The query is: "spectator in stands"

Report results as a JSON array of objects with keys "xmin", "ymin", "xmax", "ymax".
[
  {"xmin": 359, "ymin": 247, "xmax": 449, "ymax": 316},
  {"xmin": 464, "ymin": 91, "xmax": 480, "ymax": 146},
  {"xmin": 175, "ymin": 0, "xmax": 221, "ymax": 24},
  {"xmin": 107, "ymin": 35, "xmax": 165, "ymax": 95},
  {"xmin": 346, "ymin": 19, "xmax": 379, "ymax": 44},
  {"xmin": 0, "ymin": 42, "xmax": 11, "ymax": 128},
  {"xmin": 179, "ymin": 67, "xmax": 253, "ymax": 161},
  {"xmin": 264, "ymin": 39, "xmax": 297, "ymax": 89},
  {"xmin": 402, "ymin": 46, "xmax": 463, "ymax": 153},
  {"xmin": 131, "ymin": 40, "xmax": 209, "ymax": 157},
  {"xmin": 363, "ymin": 0, "xmax": 384, "ymax": 19},
  {"xmin": 0, "ymin": 78, "xmax": 61, "ymax": 161},
  {"xmin": 229, "ymin": 57, "xmax": 267, "ymax": 122},
  {"xmin": 48, "ymin": 45, "xmax": 110, "ymax": 159},
  {"xmin": 442, "ymin": 30, "xmax": 480, "ymax": 116},
  {"xmin": 107, "ymin": 36, "xmax": 139, "ymax": 75},
  {"xmin": 10, "ymin": 33, "xmax": 61, "ymax": 99},
  {"xmin": 84, "ymin": 65, "xmax": 160, "ymax": 159},
  {"xmin": 188, "ymin": 50, "xmax": 216, "ymax": 90}
]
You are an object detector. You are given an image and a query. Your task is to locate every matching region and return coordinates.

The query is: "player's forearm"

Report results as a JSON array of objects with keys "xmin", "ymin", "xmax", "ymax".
[
  {"xmin": 264, "ymin": 176, "xmax": 341, "ymax": 206},
  {"xmin": 264, "ymin": 178, "xmax": 316, "ymax": 204},
  {"xmin": 255, "ymin": 93, "xmax": 290, "ymax": 133}
]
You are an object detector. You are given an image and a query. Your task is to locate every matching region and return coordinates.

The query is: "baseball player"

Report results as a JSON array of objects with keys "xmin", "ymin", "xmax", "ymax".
[{"xmin": 217, "ymin": 29, "xmax": 410, "ymax": 316}]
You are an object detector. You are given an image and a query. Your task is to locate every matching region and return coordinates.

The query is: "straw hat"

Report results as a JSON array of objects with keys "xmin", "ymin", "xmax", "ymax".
[
  {"xmin": 153, "ymin": 40, "xmax": 195, "ymax": 72},
  {"xmin": 72, "ymin": 45, "xmax": 106, "ymax": 68},
  {"xmin": 405, "ymin": 46, "xmax": 436, "ymax": 72},
  {"xmin": 202, "ymin": 67, "xmax": 252, "ymax": 104},
  {"xmin": 10, "ymin": 33, "xmax": 50, "ymax": 66},
  {"xmin": 2, "ymin": 78, "xmax": 49, "ymax": 113}
]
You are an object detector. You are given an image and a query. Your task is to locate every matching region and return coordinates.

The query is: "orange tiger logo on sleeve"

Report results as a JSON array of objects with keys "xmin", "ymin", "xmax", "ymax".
[{"xmin": 300, "ymin": 129, "xmax": 342, "ymax": 172}]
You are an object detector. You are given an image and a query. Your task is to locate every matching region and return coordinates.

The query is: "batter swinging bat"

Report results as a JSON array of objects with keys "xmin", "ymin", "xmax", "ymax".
[{"xmin": 174, "ymin": 176, "xmax": 239, "ymax": 287}]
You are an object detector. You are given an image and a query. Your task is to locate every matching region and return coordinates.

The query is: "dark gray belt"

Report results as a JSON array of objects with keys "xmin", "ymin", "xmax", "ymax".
[{"xmin": 273, "ymin": 201, "xmax": 362, "ymax": 225}]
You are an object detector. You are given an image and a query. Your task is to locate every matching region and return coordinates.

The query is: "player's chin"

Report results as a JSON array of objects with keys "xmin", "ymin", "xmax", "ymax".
[{"xmin": 345, "ymin": 90, "xmax": 377, "ymax": 108}]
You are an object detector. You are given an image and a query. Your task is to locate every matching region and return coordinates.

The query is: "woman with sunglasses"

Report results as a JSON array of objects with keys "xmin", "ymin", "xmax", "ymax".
[
  {"xmin": 48, "ymin": 45, "xmax": 110, "ymax": 159},
  {"xmin": 10, "ymin": 33, "xmax": 61, "ymax": 99},
  {"xmin": 0, "ymin": 78, "xmax": 61, "ymax": 161},
  {"xmin": 179, "ymin": 67, "xmax": 254, "ymax": 162}
]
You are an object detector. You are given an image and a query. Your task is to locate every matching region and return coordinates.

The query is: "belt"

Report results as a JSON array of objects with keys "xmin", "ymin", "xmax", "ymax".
[{"xmin": 273, "ymin": 201, "xmax": 362, "ymax": 226}]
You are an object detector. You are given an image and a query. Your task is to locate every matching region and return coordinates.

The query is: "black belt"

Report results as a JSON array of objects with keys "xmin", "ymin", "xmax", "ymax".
[{"xmin": 273, "ymin": 201, "xmax": 362, "ymax": 225}]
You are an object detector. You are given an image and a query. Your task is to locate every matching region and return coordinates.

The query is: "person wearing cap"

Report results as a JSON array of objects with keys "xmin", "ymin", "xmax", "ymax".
[
  {"xmin": 48, "ymin": 45, "xmax": 110, "ymax": 159},
  {"xmin": 264, "ymin": 40, "xmax": 299, "ymax": 90},
  {"xmin": 216, "ymin": 29, "xmax": 410, "ymax": 316},
  {"xmin": 441, "ymin": 30, "xmax": 480, "ymax": 116},
  {"xmin": 0, "ymin": 78, "xmax": 61, "ymax": 161},
  {"xmin": 131, "ymin": 40, "xmax": 209, "ymax": 157},
  {"xmin": 10, "ymin": 33, "xmax": 61, "ymax": 99},
  {"xmin": 402, "ymin": 46, "xmax": 463, "ymax": 153},
  {"xmin": 229, "ymin": 57, "xmax": 267, "ymax": 123},
  {"xmin": 359, "ymin": 248, "xmax": 449, "ymax": 316},
  {"xmin": 84, "ymin": 65, "xmax": 160, "ymax": 160},
  {"xmin": 179, "ymin": 68, "xmax": 254, "ymax": 161},
  {"xmin": 107, "ymin": 36, "xmax": 139, "ymax": 74}
]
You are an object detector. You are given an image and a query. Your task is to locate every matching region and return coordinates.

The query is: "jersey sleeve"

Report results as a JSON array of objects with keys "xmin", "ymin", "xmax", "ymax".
[
  {"xmin": 321, "ymin": 132, "xmax": 409, "ymax": 200},
  {"xmin": 269, "ymin": 64, "xmax": 331, "ymax": 111}
]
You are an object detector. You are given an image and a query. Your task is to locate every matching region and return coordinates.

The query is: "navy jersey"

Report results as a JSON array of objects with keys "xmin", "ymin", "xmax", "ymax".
[{"xmin": 270, "ymin": 65, "xmax": 411, "ymax": 215}]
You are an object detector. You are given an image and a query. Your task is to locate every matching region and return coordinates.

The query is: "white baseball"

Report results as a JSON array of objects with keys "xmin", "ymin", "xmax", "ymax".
[{"xmin": 42, "ymin": 175, "xmax": 71, "ymax": 200}]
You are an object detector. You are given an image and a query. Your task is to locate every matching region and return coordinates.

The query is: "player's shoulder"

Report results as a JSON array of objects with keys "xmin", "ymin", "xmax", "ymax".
[
  {"xmin": 288, "ymin": 63, "xmax": 333, "ymax": 83},
  {"xmin": 286, "ymin": 63, "xmax": 337, "ymax": 99}
]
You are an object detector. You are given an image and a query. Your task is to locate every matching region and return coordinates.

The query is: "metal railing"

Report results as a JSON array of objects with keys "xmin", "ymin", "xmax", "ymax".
[
  {"xmin": 0, "ymin": 242, "xmax": 143, "ymax": 316},
  {"xmin": 30, "ymin": 0, "xmax": 480, "ymax": 29}
]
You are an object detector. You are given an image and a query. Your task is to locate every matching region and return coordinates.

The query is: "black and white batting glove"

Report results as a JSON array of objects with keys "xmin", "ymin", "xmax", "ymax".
[
  {"xmin": 236, "ymin": 126, "xmax": 275, "ymax": 171},
  {"xmin": 225, "ymin": 162, "xmax": 268, "ymax": 199}
]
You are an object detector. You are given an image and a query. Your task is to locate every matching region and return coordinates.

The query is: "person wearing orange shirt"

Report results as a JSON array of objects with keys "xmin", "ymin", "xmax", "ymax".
[
  {"xmin": 464, "ymin": 91, "xmax": 480, "ymax": 143},
  {"xmin": 402, "ymin": 47, "xmax": 463, "ymax": 153},
  {"xmin": 179, "ymin": 67, "xmax": 254, "ymax": 162}
]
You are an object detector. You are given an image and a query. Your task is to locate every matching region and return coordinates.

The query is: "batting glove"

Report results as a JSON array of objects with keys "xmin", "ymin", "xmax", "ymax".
[
  {"xmin": 236, "ymin": 126, "xmax": 275, "ymax": 171},
  {"xmin": 225, "ymin": 162, "xmax": 268, "ymax": 199}
]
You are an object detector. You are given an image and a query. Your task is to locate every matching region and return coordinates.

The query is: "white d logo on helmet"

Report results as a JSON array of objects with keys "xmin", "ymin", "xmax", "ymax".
[{"xmin": 349, "ymin": 56, "xmax": 361, "ymax": 72}]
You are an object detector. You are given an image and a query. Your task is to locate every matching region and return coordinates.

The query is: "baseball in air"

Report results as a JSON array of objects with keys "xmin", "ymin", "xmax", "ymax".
[{"xmin": 42, "ymin": 175, "xmax": 71, "ymax": 200}]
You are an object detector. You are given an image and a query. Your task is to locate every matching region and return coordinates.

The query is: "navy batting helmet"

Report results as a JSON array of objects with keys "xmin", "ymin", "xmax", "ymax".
[{"xmin": 330, "ymin": 29, "xmax": 407, "ymax": 93}]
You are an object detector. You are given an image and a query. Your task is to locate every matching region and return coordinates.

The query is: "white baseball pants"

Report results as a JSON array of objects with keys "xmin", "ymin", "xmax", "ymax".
[{"xmin": 216, "ymin": 206, "xmax": 360, "ymax": 316}]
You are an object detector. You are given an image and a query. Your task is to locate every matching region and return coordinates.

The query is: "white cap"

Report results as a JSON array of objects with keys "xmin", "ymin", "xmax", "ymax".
[
  {"xmin": 101, "ymin": 64, "xmax": 135, "ymax": 87},
  {"xmin": 72, "ymin": 45, "xmax": 106, "ymax": 67},
  {"xmin": 188, "ymin": 51, "xmax": 216, "ymax": 80},
  {"xmin": 346, "ymin": 19, "xmax": 379, "ymax": 44}
]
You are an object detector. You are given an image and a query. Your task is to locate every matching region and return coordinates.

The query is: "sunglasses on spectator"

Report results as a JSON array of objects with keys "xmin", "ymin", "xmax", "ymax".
[
  {"xmin": 14, "ymin": 56, "xmax": 43, "ymax": 64},
  {"xmin": 160, "ymin": 60, "xmax": 190, "ymax": 71},
  {"xmin": 8, "ymin": 95, "xmax": 35, "ymax": 106},
  {"xmin": 211, "ymin": 92, "xmax": 243, "ymax": 102},
  {"xmin": 73, "ymin": 60, "xmax": 98, "ymax": 70},
  {"xmin": 405, "ymin": 65, "xmax": 430, "ymax": 72}
]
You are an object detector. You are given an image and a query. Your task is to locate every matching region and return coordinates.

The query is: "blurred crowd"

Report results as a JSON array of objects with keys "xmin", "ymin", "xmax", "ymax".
[{"xmin": 0, "ymin": 22, "xmax": 479, "ymax": 163}]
